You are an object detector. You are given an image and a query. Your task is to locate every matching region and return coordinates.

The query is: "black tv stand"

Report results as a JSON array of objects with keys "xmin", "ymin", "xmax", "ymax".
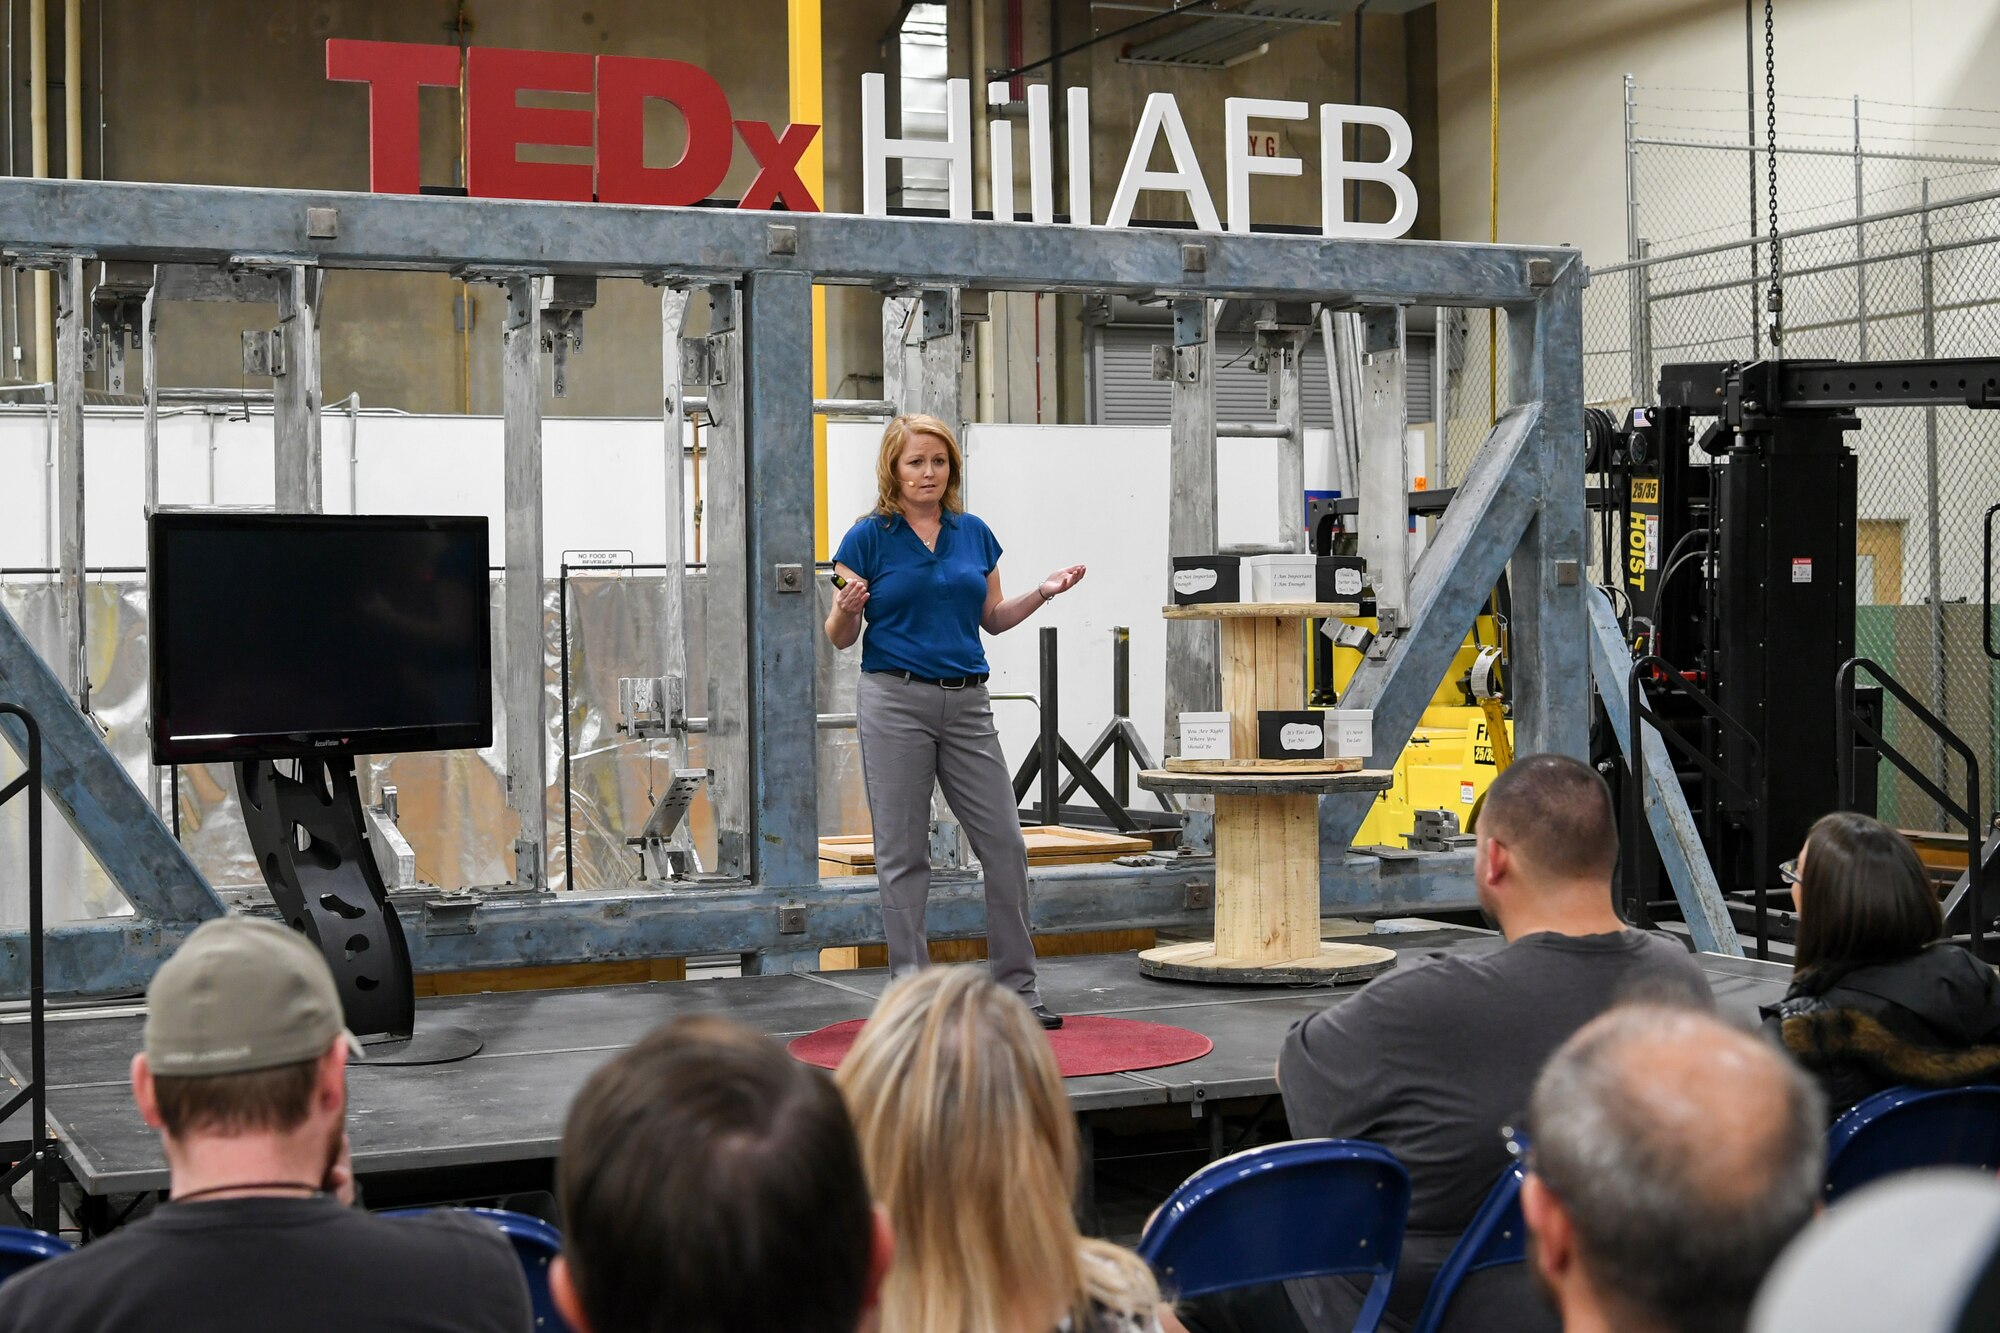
[{"xmin": 237, "ymin": 758, "xmax": 481, "ymax": 1066}]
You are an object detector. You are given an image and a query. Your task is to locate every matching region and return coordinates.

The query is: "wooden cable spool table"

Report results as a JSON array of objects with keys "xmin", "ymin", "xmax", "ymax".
[{"xmin": 1139, "ymin": 602, "xmax": 1397, "ymax": 984}]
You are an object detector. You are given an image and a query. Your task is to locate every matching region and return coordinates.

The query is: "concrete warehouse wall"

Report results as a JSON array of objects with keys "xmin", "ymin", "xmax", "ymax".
[
  {"xmin": 1433, "ymin": 0, "xmax": 2000, "ymax": 263},
  {"xmin": 2, "ymin": 1, "xmax": 1434, "ymax": 424}
]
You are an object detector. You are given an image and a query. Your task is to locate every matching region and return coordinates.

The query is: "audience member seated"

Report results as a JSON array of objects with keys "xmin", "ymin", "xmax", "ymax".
[
  {"xmin": 551, "ymin": 1014, "xmax": 892, "ymax": 1333},
  {"xmin": 0, "ymin": 916, "xmax": 531, "ymax": 1333},
  {"xmin": 1178, "ymin": 754, "xmax": 1712, "ymax": 1333},
  {"xmin": 1750, "ymin": 1169, "xmax": 2000, "ymax": 1333},
  {"xmin": 837, "ymin": 967, "xmax": 1166, "ymax": 1333},
  {"xmin": 1523, "ymin": 1003, "xmax": 1824, "ymax": 1333},
  {"xmin": 1761, "ymin": 811, "xmax": 2000, "ymax": 1118}
]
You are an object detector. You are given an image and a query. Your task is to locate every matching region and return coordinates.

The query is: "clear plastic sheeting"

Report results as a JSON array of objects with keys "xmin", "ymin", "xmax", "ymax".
[{"xmin": 0, "ymin": 572, "xmax": 869, "ymax": 922}]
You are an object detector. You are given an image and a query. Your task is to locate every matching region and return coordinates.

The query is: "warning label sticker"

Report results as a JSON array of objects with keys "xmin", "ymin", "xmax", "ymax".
[{"xmin": 1792, "ymin": 558, "xmax": 1813, "ymax": 583}]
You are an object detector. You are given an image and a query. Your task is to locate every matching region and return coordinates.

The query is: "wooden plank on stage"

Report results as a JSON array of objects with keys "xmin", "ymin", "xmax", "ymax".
[
  {"xmin": 819, "ymin": 929, "xmax": 1158, "ymax": 973},
  {"xmin": 413, "ymin": 957, "xmax": 687, "ymax": 997},
  {"xmin": 816, "ymin": 827, "xmax": 1155, "ymax": 971}
]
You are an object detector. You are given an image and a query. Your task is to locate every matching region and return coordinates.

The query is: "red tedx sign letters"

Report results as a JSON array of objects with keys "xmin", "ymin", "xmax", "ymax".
[{"xmin": 326, "ymin": 38, "xmax": 819, "ymax": 210}]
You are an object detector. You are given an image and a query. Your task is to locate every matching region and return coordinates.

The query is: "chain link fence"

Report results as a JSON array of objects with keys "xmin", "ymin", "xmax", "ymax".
[{"xmin": 1572, "ymin": 81, "xmax": 2000, "ymax": 833}]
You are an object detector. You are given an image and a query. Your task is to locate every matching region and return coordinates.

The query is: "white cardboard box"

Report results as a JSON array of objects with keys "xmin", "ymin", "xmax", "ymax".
[
  {"xmin": 1243, "ymin": 553, "xmax": 1318, "ymax": 602},
  {"xmin": 1178, "ymin": 712, "xmax": 1233, "ymax": 761},
  {"xmin": 1327, "ymin": 708, "xmax": 1374, "ymax": 758}
]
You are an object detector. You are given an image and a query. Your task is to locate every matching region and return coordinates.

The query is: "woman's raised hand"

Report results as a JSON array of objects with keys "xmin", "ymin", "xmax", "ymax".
[
  {"xmin": 835, "ymin": 577, "xmax": 872, "ymax": 615},
  {"xmin": 1039, "ymin": 565, "xmax": 1087, "ymax": 600}
]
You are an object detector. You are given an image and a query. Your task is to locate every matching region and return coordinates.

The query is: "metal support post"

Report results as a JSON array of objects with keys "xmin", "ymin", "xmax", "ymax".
[
  {"xmin": 1357, "ymin": 307, "xmax": 1411, "ymax": 627},
  {"xmin": 657, "ymin": 283, "xmax": 692, "ymax": 739},
  {"xmin": 1624, "ymin": 73, "xmax": 1646, "ymax": 405},
  {"xmin": 1041, "ymin": 625, "xmax": 1060, "ymax": 825},
  {"xmin": 740, "ymin": 268, "xmax": 821, "ymax": 890},
  {"xmin": 140, "ymin": 284, "xmax": 158, "ymax": 513},
  {"xmin": 1505, "ymin": 267, "xmax": 1589, "ymax": 759},
  {"xmin": 1921, "ymin": 179, "xmax": 1947, "ymax": 809},
  {"xmin": 703, "ymin": 282, "xmax": 753, "ymax": 876},
  {"xmin": 916, "ymin": 287, "xmax": 965, "ymax": 447},
  {"xmin": 500, "ymin": 274, "xmax": 548, "ymax": 891},
  {"xmin": 1853, "ymin": 96, "xmax": 1869, "ymax": 359},
  {"xmin": 882, "ymin": 292, "xmax": 917, "ymax": 413},
  {"xmin": 1113, "ymin": 627, "xmax": 1132, "ymax": 807},
  {"xmin": 1165, "ymin": 297, "xmax": 1219, "ymax": 753},
  {"xmin": 1269, "ymin": 322, "xmax": 1309, "ymax": 552},
  {"xmin": 54, "ymin": 252, "xmax": 86, "ymax": 708},
  {"xmin": 274, "ymin": 263, "xmax": 323, "ymax": 513},
  {"xmin": 1635, "ymin": 238, "xmax": 1654, "ymax": 393}
]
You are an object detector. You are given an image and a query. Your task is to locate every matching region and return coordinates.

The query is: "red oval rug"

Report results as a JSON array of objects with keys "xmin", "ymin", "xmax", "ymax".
[{"xmin": 789, "ymin": 1015, "xmax": 1213, "ymax": 1078}]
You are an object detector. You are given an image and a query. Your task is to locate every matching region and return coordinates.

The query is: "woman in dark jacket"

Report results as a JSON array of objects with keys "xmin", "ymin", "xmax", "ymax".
[{"xmin": 1761, "ymin": 811, "xmax": 2000, "ymax": 1118}]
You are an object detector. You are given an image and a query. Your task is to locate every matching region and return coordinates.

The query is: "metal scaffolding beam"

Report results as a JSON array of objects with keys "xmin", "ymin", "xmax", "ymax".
[{"xmin": 0, "ymin": 176, "xmax": 1589, "ymax": 995}]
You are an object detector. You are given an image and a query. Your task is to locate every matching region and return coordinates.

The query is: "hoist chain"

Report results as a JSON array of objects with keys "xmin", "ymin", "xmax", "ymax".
[{"xmin": 1764, "ymin": 0, "xmax": 1784, "ymax": 350}]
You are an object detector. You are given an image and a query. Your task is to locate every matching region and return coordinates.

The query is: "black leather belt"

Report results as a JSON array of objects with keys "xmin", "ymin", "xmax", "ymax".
[{"xmin": 876, "ymin": 669, "xmax": 989, "ymax": 690}]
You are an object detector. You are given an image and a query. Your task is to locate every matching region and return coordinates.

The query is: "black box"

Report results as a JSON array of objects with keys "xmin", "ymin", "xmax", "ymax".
[
  {"xmin": 1258, "ymin": 709, "xmax": 1328, "ymax": 760},
  {"xmin": 1316, "ymin": 556, "xmax": 1367, "ymax": 602},
  {"xmin": 1171, "ymin": 555, "xmax": 1241, "ymax": 605}
]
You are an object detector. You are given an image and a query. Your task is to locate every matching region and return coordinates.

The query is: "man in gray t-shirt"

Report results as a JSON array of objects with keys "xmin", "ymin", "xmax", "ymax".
[{"xmin": 1178, "ymin": 755, "xmax": 1712, "ymax": 1333}]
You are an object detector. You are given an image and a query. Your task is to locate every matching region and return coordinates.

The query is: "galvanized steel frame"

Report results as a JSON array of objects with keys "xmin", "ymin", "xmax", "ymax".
[{"xmin": 0, "ymin": 177, "xmax": 1587, "ymax": 995}]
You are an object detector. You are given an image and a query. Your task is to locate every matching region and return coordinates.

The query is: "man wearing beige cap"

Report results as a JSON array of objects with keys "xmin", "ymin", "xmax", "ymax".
[{"xmin": 0, "ymin": 915, "xmax": 530, "ymax": 1332}]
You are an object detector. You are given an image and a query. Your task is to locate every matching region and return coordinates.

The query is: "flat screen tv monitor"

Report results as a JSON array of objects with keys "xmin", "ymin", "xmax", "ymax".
[{"xmin": 148, "ymin": 513, "xmax": 493, "ymax": 766}]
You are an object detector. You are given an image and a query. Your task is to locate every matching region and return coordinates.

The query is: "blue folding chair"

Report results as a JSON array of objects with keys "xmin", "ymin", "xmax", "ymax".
[
  {"xmin": 1408, "ymin": 1159, "xmax": 1529, "ymax": 1333},
  {"xmin": 1824, "ymin": 1084, "xmax": 2000, "ymax": 1203},
  {"xmin": 384, "ymin": 1207, "xmax": 570, "ymax": 1331},
  {"xmin": 1138, "ymin": 1139, "xmax": 1411, "ymax": 1333},
  {"xmin": 0, "ymin": 1226, "xmax": 73, "ymax": 1284}
]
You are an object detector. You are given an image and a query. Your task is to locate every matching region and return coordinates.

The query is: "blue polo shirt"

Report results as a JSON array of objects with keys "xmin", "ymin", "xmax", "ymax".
[{"xmin": 833, "ymin": 509, "xmax": 1002, "ymax": 678}]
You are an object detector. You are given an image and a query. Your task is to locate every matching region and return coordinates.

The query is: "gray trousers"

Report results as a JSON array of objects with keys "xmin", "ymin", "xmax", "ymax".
[{"xmin": 856, "ymin": 671, "xmax": 1041, "ymax": 1005}]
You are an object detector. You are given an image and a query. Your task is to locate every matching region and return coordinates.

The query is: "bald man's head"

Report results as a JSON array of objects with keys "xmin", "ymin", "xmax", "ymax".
[{"xmin": 1527, "ymin": 1005, "xmax": 1824, "ymax": 1333}]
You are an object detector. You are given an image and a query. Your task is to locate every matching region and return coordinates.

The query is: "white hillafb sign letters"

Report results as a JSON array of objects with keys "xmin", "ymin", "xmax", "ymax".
[
  {"xmin": 860, "ymin": 74, "xmax": 1419, "ymax": 237},
  {"xmin": 1224, "ymin": 97, "xmax": 1306, "ymax": 234},
  {"xmin": 860, "ymin": 72, "xmax": 973, "ymax": 218},
  {"xmin": 1107, "ymin": 92, "xmax": 1221, "ymax": 232}
]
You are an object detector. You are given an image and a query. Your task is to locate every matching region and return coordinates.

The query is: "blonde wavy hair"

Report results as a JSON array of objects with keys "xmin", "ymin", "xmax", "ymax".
[
  {"xmin": 837, "ymin": 967, "xmax": 1162, "ymax": 1333},
  {"xmin": 872, "ymin": 413, "xmax": 964, "ymax": 518}
]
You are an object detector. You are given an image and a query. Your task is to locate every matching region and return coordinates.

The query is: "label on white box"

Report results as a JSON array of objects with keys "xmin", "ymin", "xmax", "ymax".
[
  {"xmin": 1173, "ymin": 567, "xmax": 1219, "ymax": 595},
  {"xmin": 1257, "ymin": 568, "xmax": 1317, "ymax": 600},
  {"xmin": 1328, "ymin": 709, "xmax": 1374, "ymax": 758},
  {"xmin": 1179, "ymin": 712, "xmax": 1233, "ymax": 761},
  {"xmin": 1278, "ymin": 722, "xmax": 1325, "ymax": 752}
]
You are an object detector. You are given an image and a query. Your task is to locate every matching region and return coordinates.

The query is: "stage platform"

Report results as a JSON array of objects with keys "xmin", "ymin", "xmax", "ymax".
[{"xmin": 0, "ymin": 930, "xmax": 1790, "ymax": 1216}]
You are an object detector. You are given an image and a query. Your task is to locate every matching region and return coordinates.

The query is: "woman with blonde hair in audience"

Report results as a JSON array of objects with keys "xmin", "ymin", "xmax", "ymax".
[{"xmin": 837, "ymin": 966, "xmax": 1166, "ymax": 1333}]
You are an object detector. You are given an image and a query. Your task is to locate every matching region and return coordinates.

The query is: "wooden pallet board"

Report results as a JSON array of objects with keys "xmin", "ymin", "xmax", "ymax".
[
  {"xmin": 1163, "ymin": 601, "xmax": 1363, "ymax": 619},
  {"xmin": 817, "ymin": 825, "xmax": 1153, "ymax": 871},
  {"xmin": 414, "ymin": 957, "xmax": 688, "ymax": 997},
  {"xmin": 1137, "ymin": 939, "xmax": 1398, "ymax": 985},
  {"xmin": 1165, "ymin": 756, "xmax": 1364, "ymax": 774},
  {"xmin": 819, "ymin": 928, "xmax": 1159, "ymax": 972}
]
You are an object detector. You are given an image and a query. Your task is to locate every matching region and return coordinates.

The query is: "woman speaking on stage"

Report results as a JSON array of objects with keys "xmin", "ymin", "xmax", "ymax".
[{"xmin": 825, "ymin": 413, "xmax": 1084, "ymax": 1030}]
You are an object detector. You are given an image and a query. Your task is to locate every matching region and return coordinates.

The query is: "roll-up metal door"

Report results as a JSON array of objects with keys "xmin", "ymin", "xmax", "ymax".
[{"xmin": 1091, "ymin": 325, "xmax": 1434, "ymax": 425}]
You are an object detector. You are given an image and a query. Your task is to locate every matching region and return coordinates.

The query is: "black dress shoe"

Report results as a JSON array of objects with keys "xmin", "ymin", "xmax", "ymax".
[{"xmin": 1032, "ymin": 1004, "xmax": 1065, "ymax": 1030}]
